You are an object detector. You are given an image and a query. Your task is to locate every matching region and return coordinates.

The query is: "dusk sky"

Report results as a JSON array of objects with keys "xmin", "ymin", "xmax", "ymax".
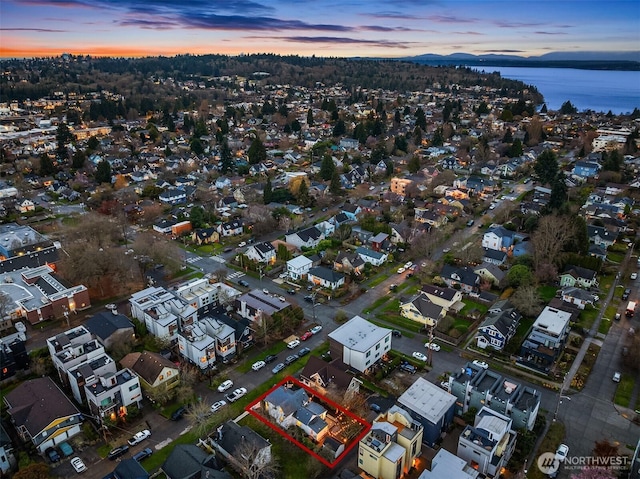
[{"xmin": 1, "ymin": 0, "xmax": 638, "ymax": 58}]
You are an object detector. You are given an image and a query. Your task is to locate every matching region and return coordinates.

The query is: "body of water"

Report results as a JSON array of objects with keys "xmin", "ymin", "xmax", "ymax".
[{"xmin": 476, "ymin": 66, "xmax": 640, "ymax": 114}]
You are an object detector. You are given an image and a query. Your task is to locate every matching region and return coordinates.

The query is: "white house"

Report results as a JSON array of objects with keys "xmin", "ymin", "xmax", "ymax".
[
  {"xmin": 356, "ymin": 246, "xmax": 388, "ymax": 266},
  {"xmin": 287, "ymin": 255, "xmax": 313, "ymax": 280},
  {"xmin": 177, "ymin": 323, "xmax": 216, "ymax": 370},
  {"xmin": 245, "ymin": 241, "xmax": 277, "ymax": 264},
  {"xmin": 307, "ymin": 266, "xmax": 345, "ymax": 290},
  {"xmin": 328, "ymin": 315, "xmax": 392, "ymax": 373},
  {"xmin": 284, "ymin": 226, "xmax": 325, "ymax": 249}
]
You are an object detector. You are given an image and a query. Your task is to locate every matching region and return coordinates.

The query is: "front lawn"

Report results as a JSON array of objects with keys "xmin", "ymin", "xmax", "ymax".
[
  {"xmin": 459, "ymin": 299, "xmax": 488, "ymax": 317},
  {"xmin": 577, "ymin": 305, "xmax": 599, "ymax": 329},
  {"xmin": 614, "ymin": 374, "xmax": 634, "ymax": 407},
  {"xmin": 527, "ymin": 422, "xmax": 566, "ymax": 479},
  {"xmin": 537, "ymin": 285, "xmax": 558, "ymax": 302}
]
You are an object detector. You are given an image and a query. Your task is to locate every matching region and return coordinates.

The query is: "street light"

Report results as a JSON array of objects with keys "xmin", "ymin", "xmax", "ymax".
[{"xmin": 553, "ymin": 373, "xmax": 571, "ymax": 421}]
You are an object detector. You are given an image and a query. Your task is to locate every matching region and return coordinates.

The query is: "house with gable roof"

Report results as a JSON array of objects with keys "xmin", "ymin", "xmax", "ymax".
[
  {"xmin": 120, "ymin": 350, "xmax": 180, "ymax": 393},
  {"xmin": 308, "ymin": 266, "xmax": 345, "ymax": 290},
  {"xmin": 210, "ymin": 420, "xmax": 272, "ymax": 473},
  {"xmin": 356, "ymin": 246, "xmax": 388, "ymax": 267},
  {"xmin": 217, "ymin": 219, "xmax": 244, "ymax": 237},
  {"xmin": 84, "ymin": 310, "xmax": 135, "ymax": 350},
  {"xmin": 333, "ymin": 251, "xmax": 365, "ymax": 274},
  {"xmin": 482, "ymin": 225, "xmax": 515, "ymax": 251},
  {"xmin": 287, "ymin": 255, "xmax": 313, "ymax": 280},
  {"xmin": 440, "ymin": 265, "xmax": 480, "ymax": 293},
  {"xmin": 191, "ymin": 227, "xmax": 219, "ymax": 245},
  {"xmin": 476, "ymin": 301, "xmax": 521, "ymax": 350},
  {"xmin": 245, "ymin": 241, "xmax": 276, "ymax": 264},
  {"xmin": 300, "ymin": 356, "xmax": 362, "ymax": 397},
  {"xmin": 559, "ymin": 265, "xmax": 598, "ymax": 289},
  {"xmin": 561, "ymin": 286, "xmax": 599, "ymax": 310},
  {"xmin": 400, "ymin": 295, "xmax": 446, "ymax": 328},
  {"xmin": 587, "ymin": 224, "xmax": 617, "ymax": 248},
  {"xmin": 420, "ymin": 284, "xmax": 463, "ymax": 312},
  {"xmin": 285, "ymin": 226, "xmax": 325, "ymax": 249},
  {"xmin": 263, "ymin": 386, "xmax": 329, "ymax": 441}
]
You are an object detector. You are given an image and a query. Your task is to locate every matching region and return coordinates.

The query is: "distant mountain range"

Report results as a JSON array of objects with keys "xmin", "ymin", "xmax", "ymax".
[{"xmin": 395, "ymin": 51, "xmax": 640, "ymax": 71}]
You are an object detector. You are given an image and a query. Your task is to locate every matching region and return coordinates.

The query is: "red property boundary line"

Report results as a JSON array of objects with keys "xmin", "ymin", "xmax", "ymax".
[{"xmin": 245, "ymin": 375, "xmax": 371, "ymax": 468}]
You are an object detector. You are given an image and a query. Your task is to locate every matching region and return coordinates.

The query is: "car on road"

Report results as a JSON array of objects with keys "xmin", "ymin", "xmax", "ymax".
[
  {"xmin": 262, "ymin": 288, "xmax": 270, "ymax": 295},
  {"xmin": 613, "ymin": 371, "xmax": 621, "ymax": 382},
  {"xmin": 389, "ymin": 284, "xmax": 397, "ymax": 291},
  {"xmin": 238, "ymin": 241, "xmax": 247, "ymax": 248},
  {"xmin": 285, "ymin": 355, "xmax": 298, "ymax": 365},
  {"xmin": 217, "ymin": 379, "xmax": 234, "ymax": 392},
  {"xmin": 489, "ymin": 203, "xmax": 496, "ymax": 210},
  {"xmin": 370, "ymin": 403, "xmax": 382, "ymax": 413},
  {"xmin": 392, "ymin": 329, "xmax": 402, "ymax": 337},
  {"xmin": 300, "ymin": 331, "xmax": 313, "ymax": 341},
  {"xmin": 555, "ymin": 444, "xmax": 569, "ymax": 462},
  {"xmin": 278, "ymin": 295, "xmax": 286, "ymax": 302},
  {"xmin": 170, "ymin": 406, "xmax": 187, "ymax": 421},
  {"xmin": 425, "ymin": 342, "xmax": 441, "ymax": 351},
  {"xmin": 132, "ymin": 448, "xmax": 153, "ymax": 462},
  {"xmin": 632, "ymin": 273, "xmax": 638, "ymax": 280},
  {"xmin": 226, "ymin": 387, "xmax": 247, "ymax": 403},
  {"xmin": 310, "ymin": 325, "xmax": 323, "ymax": 335},
  {"xmin": 252, "ymin": 360, "xmax": 266, "ymax": 371},
  {"xmin": 440, "ymin": 381, "xmax": 450, "ymax": 390},
  {"xmin": 397, "ymin": 267, "xmax": 406, "ymax": 274},
  {"xmin": 71, "ymin": 456, "xmax": 87, "ymax": 473},
  {"xmin": 264, "ymin": 354, "xmax": 278, "ymax": 364},
  {"xmin": 442, "ymin": 248, "xmax": 451, "ymax": 253},
  {"xmin": 128, "ymin": 430, "xmax": 151, "ymax": 446},
  {"xmin": 298, "ymin": 347, "xmax": 311, "ymax": 357},
  {"xmin": 211, "ymin": 400, "xmax": 227, "ymax": 413},
  {"xmin": 472, "ymin": 360, "xmax": 489, "ymax": 369},
  {"xmin": 615, "ymin": 313, "xmax": 621, "ymax": 321},
  {"xmin": 223, "ymin": 247, "xmax": 233, "ymax": 253},
  {"xmin": 412, "ymin": 352, "xmax": 427, "ymax": 362},
  {"xmin": 45, "ymin": 447, "xmax": 61, "ymax": 463},
  {"xmin": 272, "ymin": 363, "xmax": 285, "ymax": 374},
  {"xmin": 623, "ymin": 288, "xmax": 631, "ymax": 300},
  {"xmin": 238, "ymin": 279, "xmax": 250, "ymax": 287},
  {"xmin": 287, "ymin": 289, "xmax": 296, "ymax": 295},
  {"xmin": 287, "ymin": 339, "xmax": 300, "ymax": 349},
  {"xmin": 108, "ymin": 445, "xmax": 129, "ymax": 460},
  {"xmin": 304, "ymin": 295, "xmax": 314, "ymax": 302}
]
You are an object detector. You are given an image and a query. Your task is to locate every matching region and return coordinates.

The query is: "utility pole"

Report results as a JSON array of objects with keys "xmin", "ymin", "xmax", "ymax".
[{"xmin": 553, "ymin": 373, "xmax": 571, "ymax": 421}]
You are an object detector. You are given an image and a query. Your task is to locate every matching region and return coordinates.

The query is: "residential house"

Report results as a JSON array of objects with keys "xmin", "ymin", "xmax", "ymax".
[
  {"xmin": 572, "ymin": 160, "xmax": 600, "ymax": 179},
  {"xmin": 328, "ymin": 315, "xmax": 392, "ymax": 373},
  {"xmin": 370, "ymin": 233, "xmax": 390, "ymax": 252},
  {"xmin": 153, "ymin": 218, "xmax": 176, "ymax": 234},
  {"xmin": 159, "ymin": 187, "xmax": 187, "ymax": 205},
  {"xmin": 397, "ymin": 378, "xmax": 456, "ymax": 446},
  {"xmin": 561, "ymin": 286, "xmax": 598, "ymax": 310},
  {"xmin": 476, "ymin": 303, "xmax": 521, "ymax": 350},
  {"xmin": 390, "ymin": 177, "xmax": 414, "ymax": 196},
  {"xmin": 84, "ymin": 311, "xmax": 135, "ymax": 350},
  {"xmin": 482, "ymin": 226, "xmax": 515, "ymax": 251},
  {"xmin": 108, "ymin": 458, "xmax": 151, "ymax": 479},
  {"xmin": 308, "ymin": 266, "xmax": 345, "ymax": 290},
  {"xmin": 245, "ymin": 241, "xmax": 277, "ymax": 264},
  {"xmin": 457, "ymin": 407, "xmax": 517, "ymax": 478},
  {"xmin": 300, "ymin": 356, "xmax": 362, "ymax": 397},
  {"xmin": 285, "ymin": 226, "xmax": 325, "ymax": 249},
  {"xmin": 474, "ymin": 262, "xmax": 506, "ymax": 286},
  {"xmin": 263, "ymin": 386, "xmax": 329, "ymax": 442},
  {"xmin": 420, "ymin": 284, "xmax": 463, "ymax": 312},
  {"xmin": 191, "ymin": 227, "xmax": 219, "ymax": 245},
  {"xmin": 17, "ymin": 199, "xmax": 35, "ymax": 213},
  {"xmin": 418, "ymin": 448, "xmax": 479, "ymax": 479},
  {"xmin": 129, "ymin": 287, "xmax": 194, "ymax": 342},
  {"xmin": 559, "ymin": 265, "xmax": 599, "ymax": 289},
  {"xmin": 120, "ymin": 350, "xmax": 180, "ymax": 395},
  {"xmin": 356, "ymin": 246, "xmax": 388, "ymax": 267},
  {"xmin": 217, "ymin": 219, "xmax": 244, "ymax": 237},
  {"xmin": 358, "ymin": 405, "xmax": 424, "ymax": 479},
  {"xmin": 161, "ymin": 444, "xmax": 230, "ymax": 479},
  {"xmin": 234, "ymin": 289, "xmax": 290, "ymax": 324},
  {"xmin": 0, "ymin": 333, "xmax": 29, "ymax": 381},
  {"xmin": 414, "ymin": 207, "xmax": 448, "ymax": 228},
  {"xmin": 198, "ymin": 314, "xmax": 237, "ymax": 363},
  {"xmin": 210, "ymin": 421, "xmax": 272, "ymax": 474},
  {"xmin": 340, "ymin": 203, "xmax": 362, "ymax": 221},
  {"xmin": 334, "ymin": 251, "xmax": 365, "ymax": 274},
  {"xmin": 587, "ymin": 225, "xmax": 617, "ymax": 248},
  {"xmin": 482, "ymin": 248, "xmax": 507, "ymax": 266},
  {"xmin": 85, "ymin": 368, "xmax": 142, "ymax": 420},
  {"xmin": 519, "ymin": 306, "xmax": 572, "ymax": 372},
  {"xmin": 177, "ymin": 323, "xmax": 216, "ymax": 371},
  {"xmin": 287, "ymin": 255, "xmax": 313, "ymax": 280},
  {"xmin": 4, "ymin": 377, "xmax": 84, "ymax": 453},
  {"xmin": 400, "ymin": 295, "xmax": 445, "ymax": 328},
  {"xmin": 440, "ymin": 265, "xmax": 480, "ymax": 293}
]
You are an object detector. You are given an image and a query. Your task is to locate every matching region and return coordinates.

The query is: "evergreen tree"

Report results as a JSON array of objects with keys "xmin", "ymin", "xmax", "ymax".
[
  {"xmin": 87, "ymin": 136, "xmax": 100, "ymax": 151},
  {"xmin": 190, "ymin": 137, "xmax": 204, "ymax": 155},
  {"xmin": 394, "ymin": 110, "xmax": 401, "ymax": 124},
  {"xmin": 548, "ymin": 174, "xmax": 567, "ymax": 210},
  {"xmin": 247, "ymin": 136, "xmax": 266, "ymax": 165},
  {"xmin": 95, "ymin": 160, "xmax": 112, "ymax": 184},
  {"xmin": 330, "ymin": 169, "xmax": 341, "ymax": 194},
  {"xmin": 407, "ymin": 155, "xmax": 421, "ymax": 174},
  {"xmin": 297, "ymin": 180, "xmax": 311, "ymax": 207},
  {"xmin": 71, "ymin": 150, "xmax": 86, "ymax": 169},
  {"xmin": 431, "ymin": 128, "xmax": 444, "ymax": 147},
  {"xmin": 559, "ymin": 100, "xmax": 578, "ymax": 115},
  {"xmin": 219, "ymin": 138, "xmax": 233, "ymax": 173},
  {"xmin": 320, "ymin": 155, "xmax": 336, "ymax": 181},
  {"xmin": 56, "ymin": 122, "xmax": 73, "ymax": 161},
  {"xmin": 39, "ymin": 153, "xmax": 56, "ymax": 176},
  {"xmin": 307, "ymin": 108, "xmax": 314, "ymax": 126},
  {"xmin": 540, "ymin": 103, "xmax": 548, "ymax": 113},
  {"xmin": 508, "ymin": 138, "xmax": 523, "ymax": 158},
  {"xmin": 332, "ymin": 119, "xmax": 346, "ymax": 137},
  {"xmin": 414, "ymin": 107, "xmax": 427, "ymax": 131},
  {"xmin": 263, "ymin": 177, "xmax": 273, "ymax": 204},
  {"xmin": 502, "ymin": 128, "xmax": 513, "ymax": 143},
  {"xmin": 534, "ymin": 149, "xmax": 558, "ymax": 185},
  {"xmin": 354, "ymin": 122, "xmax": 367, "ymax": 144}
]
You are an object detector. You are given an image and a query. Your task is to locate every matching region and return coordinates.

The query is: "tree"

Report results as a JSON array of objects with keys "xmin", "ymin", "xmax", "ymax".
[
  {"xmin": 320, "ymin": 154, "xmax": 336, "ymax": 181},
  {"xmin": 510, "ymin": 285, "xmax": 543, "ymax": 317},
  {"xmin": 87, "ymin": 135, "xmax": 100, "ymax": 151},
  {"xmin": 502, "ymin": 128, "xmax": 513, "ymax": 143},
  {"xmin": 332, "ymin": 119, "xmax": 346, "ymax": 137},
  {"xmin": 71, "ymin": 150, "xmax": 86, "ymax": 169},
  {"xmin": 0, "ymin": 292, "xmax": 13, "ymax": 321},
  {"xmin": 548, "ymin": 174, "xmax": 568, "ymax": 210},
  {"xmin": 56, "ymin": 122, "xmax": 73, "ymax": 162},
  {"xmin": 39, "ymin": 153, "xmax": 56, "ymax": 176},
  {"xmin": 231, "ymin": 436, "xmax": 281, "ymax": 479},
  {"xmin": 533, "ymin": 149, "xmax": 558, "ymax": 185},
  {"xmin": 506, "ymin": 264, "xmax": 533, "ymax": 288},
  {"xmin": 263, "ymin": 176, "xmax": 273, "ymax": 204},
  {"xmin": 248, "ymin": 136, "xmax": 266, "ymax": 165},
  {"xmin": 560, "ymin": 100, "xmax": 578, "ymax": 115},
  {"xmin": 531, "ymin": 214, "xmax": 575, "ymax": 271},
  {"xmin": 14, "ymin": 463, "xmax": 51, "ymax": 479},
  {"xmin": 334, "ymin": 224, "xmax": 352, "ymax": 241},
  {"xmin": 95, "ymin": 160, "xmax": 112, "ymax": 184},
  {"xmin": 276, "ymin": 243, "xmax": 291, "ymax": 261},
  {"xmin": 219, "ymin": 138, "xmax": 233, "ymax": 174},
  {"xmin": 190, "ymin": 136, "xmax": 204, "ymax": 155},
  {"xmin": 189, "ymin": 206, "xmax": 206, "ymax": 229},
  {"xmin": 508, "ymin": 138, "xmax": 523, "ymax": 157},
  {"xmin": 296, "ymin": 179, "xmax": 312, "ymax": 207},
  {"xmin": 145, "ymin": 381, "xmax": 174, "ymax": 406},
  {"xmin": 330, "ymin": 169, "xmax": 342, "ymax": 194},
  {"xmin": 306, "ymin": 108, "xmax": 314, "ymax": 126},
  {"xmin": 407, "ymin": 155, "xmax": 421, "ymax": 174},
  {"xmin": 414, "ymin": 107, "xmax": 426, "ymax": 131}
]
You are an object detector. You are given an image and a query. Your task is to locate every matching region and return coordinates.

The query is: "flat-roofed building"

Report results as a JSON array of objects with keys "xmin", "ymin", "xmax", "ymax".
[{"xmin": 328, "ymin": 315, "xmax": 392, "ymax": 373}]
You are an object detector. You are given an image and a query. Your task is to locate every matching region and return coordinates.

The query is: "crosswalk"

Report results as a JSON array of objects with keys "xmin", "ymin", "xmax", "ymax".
[
  {"xmin": 185, "ymin": 256, "xmax": 201, "ymax": 264},
  {"xmin": 227, "ymin": 271, "xmax": 245, "ymax": 279},
  {"xmin": 211, "ymin": 255, "xmax": 226, "ymax": 264}
]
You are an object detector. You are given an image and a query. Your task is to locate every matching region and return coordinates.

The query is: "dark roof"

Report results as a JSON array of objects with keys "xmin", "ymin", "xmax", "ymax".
[
  {"xmin": 562, "ymin": 265, "xmax": 597, "ymax": 281},
  {"xmin": 407, "ymin": 295, "xmax": 444, "ymax": 319},
  {"xmin": 84, "ymin": 311, "xmax": 134, "ymax": 342},
  {"xmin": 296, "ymin": 226, "xmax": 323, "ymax": 242},
  {"xmin": 113, "ymin": 458, "xmax": 150, "ymax": 479},
  {"xmin": 479, "ymin": 309, "xmax": 521, "ymax": 338},
  {"xmin": 482, "ymin": 248, "xmax": 507, "ymax": 261},
  {"xmin": 193, "ymin": 228, "xmax": 217, "ymax": 240},
  {"xmin": 309, "ymin": 266, "xmax": 345, "ymax": 284},
  {"xmin": 440, "ymin": 264, "xmax": 479, "ymax": 287},
  {"xmin": 254, "ymin": 241, "xmax": 275, "ymax": 254},
  {"xmin": 5, "ymin": 377, "xmax": 80, "ymax": 437},
  {"xmin": 120, "ymin": 351, "xmax": 178, "ymax": 385},
  {"xmin": 216, "ymin": 420, "xmax": 270, "ymax": 458},
  {"xmin": 162, "ymin": 445, "xmax": 226, "ymax": 479},
  {"xmin": 341, "ymin": 203, "xmax": 359, "ymax": 214},
  {"xmin": 421, "ymin": 284, "xmax": 458, "ymax": 301},
  {"xmin": 300, "ymin": 355, "xmax": 356, "ymax": 391}
]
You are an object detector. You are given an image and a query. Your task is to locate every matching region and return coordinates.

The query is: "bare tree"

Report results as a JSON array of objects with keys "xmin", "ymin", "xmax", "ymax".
[
  {"xmin": 145, "ymin": 382, "xmax": 174, "ymax": 406},
  {"xmin": 0, "ymin": 292, "xmax": 13, "ymax": 321},
  {"xmin": 230, "ymin": 438, "xmax": 281, "ymax": 479},
  {"xmin": 411, "ymin": 229, "xmax": 443, "ymax": 258},
  {"xmin": 531, "ymin": 214, "xmax": 575, "ymax": 271},
  {"xmin": 185, "ymin": 401, "xmax": 216, "ymax": 438},
  {"xmin": 454, "ymin": 242, "xmax": 483, "ymax": 265},
  {"xmin": 212, "ymin": 268, "xmax": 228, "ymax": 283},
  {"xmin": 510, "ymin": 285, "xmax": 543, "ymax": 317}
]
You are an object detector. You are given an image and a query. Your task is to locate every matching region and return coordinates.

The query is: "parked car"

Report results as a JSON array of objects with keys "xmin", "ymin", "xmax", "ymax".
[
  {"xmin": 211, "ymin": 400, "xmax": 227, "ymax": 413},
  {"xmin": 632, "ymin": 272, "xmax": 638, "ymax": 280},
  {"xmin": 59, "ymin": 441, "xmax": 74, "ymax": 457},
  {"xmin": 298, "ymin": 347, "xmax": 311, "ymax": 357},
  {"xmin": 226, "ymin": 387, "xmax": 247, "ymax": 403},
  {"xmin": 392, "ymin": 329, "xmax": 402, "ymax": 337},
  {"xmin": 132, "ymin": 448, "xmax": 153, "ymax": 462},
  {"xmin": 252, "ymin": 360, "xmax": 266, "ymax": 371},
  {"xmin": 412, "ymin": 352, "xmax": 427, "ymax": 362},
  {"xmin": 397, "ymin": 267, "xmax": 406, "ymax": 274},
  {"xmin": 623, "ymin": 288, "xmax": 631, "ymax": 300},
  {"xmin": 238, "ymin": 241, "xmax": 247, "ymax": 248},
  {"xmin": 287, "ymin": 289, "xmax": 296, "ymax": 295},
  {"xmin": 285, "ymin": 355, "xmax": 298, "ymax": 365},
  {"xmin": 238, "ymin": 279, "xmax": 250, "ymax": 287},
  {"xmin": 440, "ymin": 381, "xmax": 450, "ymax": 390},
  {"xmin": 613, "ymin": 371, "xmax": 621, "ymax": 382},
  {"xmin": 223, "ymin": 247, "xmax": 233, "ymax": 253},
  {"xmin": 304, "ymin": 295, "xmax": 314, "ymax": 303},
  {"xmin": 170, "ymin": 406, "xmax": 187, "ymax": 421},
  {"xmin": 287, "ymin": 339, "xmax": 300, "ymax": 349},
  {"xmin": 264, "ymin": 354, "xmax": 278, "ymax": 364},
  {"xmin": 400, "ymin": 362, "xmax": 417, "ymax": 374},
  {"xmin": 300, "ymin": 331, "xmax": 313, "ymax": 341},
  {"xmin": 472, "ymin": 360, "xmax": 489, "ymax": 369},
  {"xmin": 45, "ymin": 447, "xmax": 61, "ymax": 463},
  {"xmin": 466, "ymin": 219, "xmax": 474, "ymax": 227},
  {"xmin": 555, "ymin": 444, "xmax": 569, "ymax": 462},
  {"xmin": 108, "ymin": 445, "xmax": 129, "ymax": 460},
  {"xmin": 425, "ymin": 342, "xmax": 441, "ymax": 351},
  {"xmin": 389, "ymin": 284, "xmax": 397, "ymax": 291},
  {"xmin": 370, "ymin": 403, "xmax": 382, "ymax": 413},
  {"xmin": 128, "ymin": 430, "xmax": 151, "ymax": 446},
  {"xmin": 310, "ymin": 325, "xmax": 323, "ymax": 335},
  {"xmin": 272, "ymin": 363, "xmax": 285, "ymax": 374},
  {"xmin": 70, "ymin": 456, "xmax": 87, "ymax": 473},
  {"xmin": 217, "ymin": 379, "xmax": 234, "ymax": 392}
]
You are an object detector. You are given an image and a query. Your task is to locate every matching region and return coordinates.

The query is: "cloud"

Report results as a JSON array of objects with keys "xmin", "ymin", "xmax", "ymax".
[
  {"xmin": 426, "ymin": 15, "xmax": 477, "ymax": 24},
  {"xmin": 0, "ymin": 27, "xmax": 68, "ymax": 32},
  {"xmin": 173, "ymin": 13, "xmax": 352, "ymax": 32},
  {"xmin": 253, "ymin": 35, "xmax": 415, "ymax": 49},
  {"xmin": 359, "ymin": 25, "xmax": 424, "ymax": 32},
  {"xmin": 533, "ymin": 31, "xmax": 568, "ymax": 35},
  {"xmin": 484, "ymin": 49, "xmax": 525, "ymax": 53},
  {"xmin": 452, "ymin": 31, "xmax": 484, "ymax": 35}
]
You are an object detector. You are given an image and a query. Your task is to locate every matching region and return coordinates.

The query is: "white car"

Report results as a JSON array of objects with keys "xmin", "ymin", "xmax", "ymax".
[
  {"xmin": 440, "ymin": 381, "xmax": 450, "ymax": 390},
  {"xmin": 425, "ymin": 342, "xmax": 441, "ymax": 351},
  {"xmin": 128, "ymin": 429, "xmax": 151, "ymax": 446},
  {"xmin": 252, "ymin": 360, "xmax": 266, "ymax": 371},
  {"xmin": 613, "ymin": 371, "xmax": 621, "ymax": 382},
  {"xmin": 226, "ymin": 387, "xmax": 247, "ymax": 403},
  {"xmin": 412, "ymin": 351, "xmax": 428, "ymax": 362},
  {"xmin": 262, "ymin": 288, "xmax": 270, "ymax": 295},
  {"xmin": 397, "ymin": 267, "xmax": 406, "ymax": 274},
  {"xmin": 310, "ymin": 325, "xmax": 323, "ymax": 335},
  {"xmin": 472, "ymin": 360, "xmax": 489, "ymax": 369},
  {"xmin": 238, "ymin": 241, "xmax": 247, "ymax": 248},
  {"xmin": 555, "ymin": 444, "xmax": 569, "ymax": 462},
  {"xmin": 632, "ymin": 272, "xmax": 638, "ymax": 280},
  {"xmin": 217, "ymin": 379, "xmax": 234, "ymax": 392},
  {"xmin": 70, "ymin": 457, "xmax": 87, "ymax": 473},
  {"xmin": 287, "ymin": 339, "xmax": 300, "ymax": 349},
  {"xmin": 211, "ymin": 400, "xmax": 227, "ymax": 413},
  {"xmin": 404, "ymin": 261, "xmax": 413, "ymax": 269}
]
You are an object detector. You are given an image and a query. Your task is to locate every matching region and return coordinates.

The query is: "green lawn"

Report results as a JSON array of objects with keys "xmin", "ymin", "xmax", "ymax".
[
  {"xmin": 598, "ymin": 318, "xmax": 612, "ymax": 335},
  {"xmin": 363, "ymin": 296, "xmax": 392, "ymax": 314},
  {"xmin": 607, "ymin": 252, "xmax": 625, "ymax": 263},
  {"xmin": 527, "ymin": 422, "xmax": 566, "ymax": 479},
  {"xmin": 367, "ymin": 273, "xmax": 391, "ymax": 288},
  {"xmin": 577, "ymin": 306, "xmax": 599, "ymax": 329},
  {"xmin": 614, "ymin": 374, "xmax": 635, "ymax": 407},
  {"xmin": 373, "ymin": 311, "xmax": 423, "ymax": 333},
  {"xmin": 538, "ymin": 285, "xmax": 558, "ymax": 302},
  {"xmin": 459, "ymin": 299, "xmax": 488, "ymax": 316}
]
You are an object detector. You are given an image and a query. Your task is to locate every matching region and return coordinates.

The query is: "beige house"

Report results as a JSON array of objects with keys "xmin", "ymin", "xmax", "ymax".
[
  {"xmin": 420, "ymin": 284, "xmax": 463, "ymax": 312},
  {"xmin": 358, "ymin": 405, "xmax": 424, "ymax": 479},
  {"xmin": 400, "ymin": 295, "xmax": 446, "ymax": 328},
  {"xmin": 120, "ymin": 351, "xmax": 180, "ymax": 393}
]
